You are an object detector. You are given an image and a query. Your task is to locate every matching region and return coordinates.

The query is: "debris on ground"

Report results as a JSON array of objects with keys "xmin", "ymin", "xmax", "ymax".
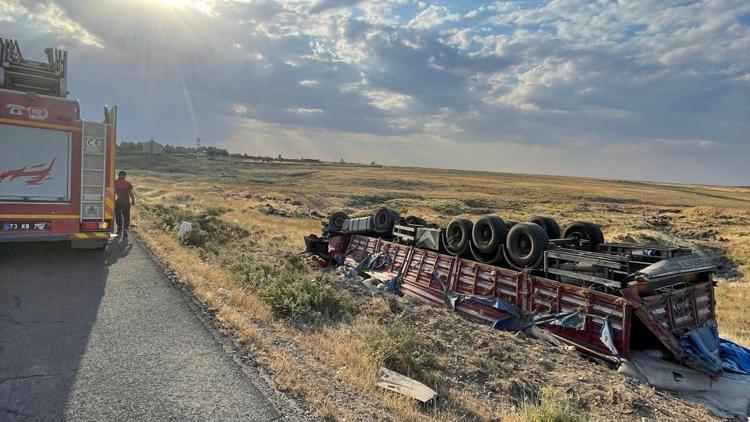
[{"xmin": 376, "ymin": 367, "xmax": 438, "ymax": 403}]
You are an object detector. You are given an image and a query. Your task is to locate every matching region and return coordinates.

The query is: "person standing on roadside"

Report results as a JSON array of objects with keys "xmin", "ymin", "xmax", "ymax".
[{"xmin": 114, "ymin": 170, "xmax": 135, "ymax": 237}]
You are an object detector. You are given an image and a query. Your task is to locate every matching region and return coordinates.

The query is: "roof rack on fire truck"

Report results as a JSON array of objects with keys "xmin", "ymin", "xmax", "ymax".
[{"xmin": 0, "ymin": 38, "xmax": 68, "ymax": 98}]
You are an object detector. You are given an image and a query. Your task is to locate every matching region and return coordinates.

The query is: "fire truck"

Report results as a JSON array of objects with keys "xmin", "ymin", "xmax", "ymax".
[{"xmin": 0, "ymin": 39, "xmax": 116, "ymax": 249}]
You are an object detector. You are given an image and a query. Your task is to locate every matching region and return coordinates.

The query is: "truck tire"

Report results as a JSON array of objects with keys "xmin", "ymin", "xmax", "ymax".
[
  {"xmin": 505, "ymin": 219, "xmax": 518, "ymax": 230},
  {"xmin": 471, "ymin": 215, "xmax": 507, "ymax": 254},
  {"xmin": 470, "ymin": 242, "xmax": 506, "ymax": 265},
  {"xmin": 505, "ymin": 223, "xmax": 549, "ymax": 269},
  {"xmin": 328, "ymin": 212, "xmax": 348, "ymax": 234},
  {"xmin": 445, "ymin": 218, "xmax": 473, "ymax": 256},
  {"xmin": 373, "ymin": 207, "xmax": 399, "ymax": 234},
  {"xmin": 563, "ymin": 221, "xmax": 604, "ymax": 251},
  {"xmin": 530, "ymin": 216, "xmax": 561, "ymax": 239}
]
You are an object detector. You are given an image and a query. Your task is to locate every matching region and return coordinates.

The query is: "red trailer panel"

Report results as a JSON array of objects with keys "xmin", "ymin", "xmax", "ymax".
[{"xmin": 345, "ymin": 234, "xmax": 718, "ymax": 371}]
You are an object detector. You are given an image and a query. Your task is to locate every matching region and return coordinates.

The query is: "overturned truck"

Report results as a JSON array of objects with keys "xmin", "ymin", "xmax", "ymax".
[{"xmin": 307, "ymin": 209, "xmax": 750, "ymax": 418}]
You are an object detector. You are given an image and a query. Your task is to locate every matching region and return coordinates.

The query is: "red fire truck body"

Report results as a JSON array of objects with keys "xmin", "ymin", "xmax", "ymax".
[{"xmin": 0, "ymin": 39, "xmax": 116, "ymax": 248}]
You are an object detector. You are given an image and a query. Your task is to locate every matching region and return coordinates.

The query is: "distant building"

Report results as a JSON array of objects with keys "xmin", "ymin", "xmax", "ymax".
[{"xmin": 142, "ymin": 139, "xmax": 163, "ymax": 154}]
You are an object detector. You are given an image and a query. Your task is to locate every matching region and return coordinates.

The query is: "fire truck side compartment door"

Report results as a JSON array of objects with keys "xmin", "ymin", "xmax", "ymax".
[
  {"xmin": 0, "ymin": 124, "xmax": 71, "ymax": 202},
  {"xmin": 81, "ymin": 121, "xmax": 106, "ymax": 219}
]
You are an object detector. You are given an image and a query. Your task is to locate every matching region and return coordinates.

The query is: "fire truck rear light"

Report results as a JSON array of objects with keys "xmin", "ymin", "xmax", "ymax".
[{"xmin": 81, "ymin": 221, "xmax": 109, "ymax": 231}]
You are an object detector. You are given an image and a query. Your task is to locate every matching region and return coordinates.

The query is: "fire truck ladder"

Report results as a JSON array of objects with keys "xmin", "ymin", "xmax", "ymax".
[{"xmin": 0, "ymin": 38, "xmax": 68, "ymax": 97}]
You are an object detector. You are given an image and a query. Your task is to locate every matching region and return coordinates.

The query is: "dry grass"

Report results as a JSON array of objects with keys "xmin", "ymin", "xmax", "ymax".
[
  {"xmin": 715, "ymin": 282, "xmax": 750, "ymax": 345},
  {"xmin": 120, "ymin": 153, "xmax": 748, "ymax": 421}
]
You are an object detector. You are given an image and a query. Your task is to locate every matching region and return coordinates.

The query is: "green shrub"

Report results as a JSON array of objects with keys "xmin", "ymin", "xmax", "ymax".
[
  {"xmin": 521, "ymin": 389, "xmax": 582, "ymax": 422},
  {"xmin": 231, "ymin": 258, "xmax": 276, "ymax": 287},
  {"xmin": 181, "ymin": 228, "xmax": 210, "ymax": 247},
  {"xmin": 260, "ymin": 278, "xmax": 356, "ymax": 327},
  {"xmin": 205, "ymin": 207, "xmax": 227, "ymax": 216},
  {"xmin": 139, "ymin": 203, "xmax": 247, "ymax": 254},
  {"xmin": 230, "ymin": 255, "xmax": 309, "ymax": 288},
  {"xmin": 366, "ymin": 319, "xmax": 436, "ymax": 378},
  {"xmin": 140, "ymin": 203, "xmax": 194, "ymax": 230}
]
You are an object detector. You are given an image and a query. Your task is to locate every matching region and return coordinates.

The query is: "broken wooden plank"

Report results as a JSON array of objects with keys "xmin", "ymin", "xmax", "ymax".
[
  {"xmin": 376, "ymin": 367, "xmax": 438, "ymax": 403},
  {"xmin": 364, "ymin": 270, "xmax": 397, "ymax": 283}
]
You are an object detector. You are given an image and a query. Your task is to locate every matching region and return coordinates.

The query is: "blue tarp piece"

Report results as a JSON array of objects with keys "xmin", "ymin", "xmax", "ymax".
[
  {"xmin": 466, "ymin": 296, "xmax": 520, "ymax": 318},
  {"xmin": 444, "ymin": 292, "xmax": 521, "ymax": 330},
  {"xmin": 599, "ymin": 319, "xmax": 619, "ymax": 357},
  {"xmin": 445, "ymin": 291, "xmax": 461, "ymax": 310},
  {"xmin": 493, "ymin": 316, "xmax": 519, "ymax": 331},
  {"xmin": 549, "ymin": 312, "xmax": 586, "ymax": 330},
  {"xmin": 680, "ymin": 321, "xmax": 724, "ymax": 375},
  {"xmin": 524, "ymin": 311, "xmax": 586, "ymax": 331},
  {"xmin": 335, "ymin": 254, "xmax": 346, "ymax": 266},
  {"xmin": 386, "ymin": 268, "xmax": 401, "ymax": 292},
  {"xmin": 344, "ymin": 255, "xmax": 369, "ymax": 278},
  {"xmin": 444, "ymin": 293, "xmax": 519, "ymax": 317},
  {"xmin": 345, "ymin": 252, "xmax": 387, "ymax": 278},
  {"xmin": 346, "ymin": 252, "xmax": 402, "ymax": 294},
  {"xmin": 719, "ymin": 339, "xmax": 750, "ymax": 375},
  {"xmin": 680, "ymin": 319, "xmax": 750, "ymax": 376},
  {"xmin": 367, "ymin": 253, "xmax": 392, "ymax": 271},
  {"xmin": 430, "ymin": 269, "xmax": 447, "ymax": 291}
]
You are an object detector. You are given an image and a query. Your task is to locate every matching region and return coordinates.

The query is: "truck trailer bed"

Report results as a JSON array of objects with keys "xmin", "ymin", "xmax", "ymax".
[{"xmin": 345, "ymin": 234, "xmax": 717, "ymax": 373}]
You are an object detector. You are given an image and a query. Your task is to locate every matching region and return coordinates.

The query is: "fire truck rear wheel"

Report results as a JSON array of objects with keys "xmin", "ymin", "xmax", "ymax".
[
  {"xmin": 530, "ymin": 216, "xmax": 561, "ymax": 239},
  {"xmin": 505, "ymin": 223, "xmax": 549, "ymax": 268},
  {"xmin": 472, "ymin": 215, "xmax": 507, "ymax": 254},
  {"xmin": 445, "ymin": 218, "xmax": 473, "ymax": 255},
  {"xmin": 562, "ymin": 221, "xmax": 604, "ymax": 252}
]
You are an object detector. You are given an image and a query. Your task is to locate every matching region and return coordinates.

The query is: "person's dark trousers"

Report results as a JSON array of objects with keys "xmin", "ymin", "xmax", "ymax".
[{"xmin": 115, "ymin": 202, "xmax": 131, "ymax": 233}]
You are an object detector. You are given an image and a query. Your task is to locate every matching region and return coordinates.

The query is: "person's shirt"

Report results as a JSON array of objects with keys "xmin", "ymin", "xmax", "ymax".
[{"xmin": 114, "ymin": 178, "xmax": 133, "ymax": 203}]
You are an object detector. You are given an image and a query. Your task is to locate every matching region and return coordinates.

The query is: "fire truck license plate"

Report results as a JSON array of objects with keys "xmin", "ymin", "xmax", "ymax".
[{"xmin": 2, "ymin": 222, "xmax": 51, "ymax": 232}]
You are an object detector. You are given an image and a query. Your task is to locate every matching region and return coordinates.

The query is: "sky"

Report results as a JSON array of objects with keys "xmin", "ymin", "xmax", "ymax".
[{"xmin": 1, "ymin": 0, "xmax": 749, "ymax": 185}]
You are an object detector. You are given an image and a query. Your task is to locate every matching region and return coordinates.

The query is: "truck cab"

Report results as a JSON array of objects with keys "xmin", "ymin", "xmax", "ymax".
[{"xmin": 0, "ymin": 39, "xmax": 116, "ymax": 248}]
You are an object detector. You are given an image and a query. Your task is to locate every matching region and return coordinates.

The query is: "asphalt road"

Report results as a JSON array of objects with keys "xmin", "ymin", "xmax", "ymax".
[{"xmin": 0, "ymin": 236, "xmax": 286, "ymax": 421}]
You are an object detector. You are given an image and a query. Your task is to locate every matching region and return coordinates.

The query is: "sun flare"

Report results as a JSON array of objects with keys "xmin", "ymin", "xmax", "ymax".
[
  {"xmin": 144, "ymin": 0, "xmax": 214, "ymax": 14},
  {"xmin": 153, "ymin": 0, "xmax": 190, "ymax": 6},
  {"xmin": 149, "ymin": 0, "xmax": 197, "ymax": 9}
]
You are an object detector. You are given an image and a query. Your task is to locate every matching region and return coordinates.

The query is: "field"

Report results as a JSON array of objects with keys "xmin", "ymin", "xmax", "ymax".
[{"xmin": 119, "ymin": 153, "xmax": 750, "ymax": 421}]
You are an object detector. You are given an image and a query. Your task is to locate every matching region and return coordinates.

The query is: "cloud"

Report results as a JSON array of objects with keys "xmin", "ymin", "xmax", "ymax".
[
  {"xmin": 363, "ymin": 90, "xmax": 411, "ymax": 110},
  {"xmin": 231, "ymin": 104, "xmax": 249, "ymax": 115},
  {"xmin": 287, "ymin": 107, "xmax": 323, "ymax": 114},
  {"xmin": 1, "ymin": 0, "xmax": 103, "ymax": 47},
  {"xmin": 2, "ymin": 0, "xmax": 748, "ymax": 184},
  {"xmin": 407, "ymin": 5, "xmax": 459, "ymax": 30},
  {"xmin": 309, "ymin": 0, "xmax": 364, "ymax": 14}
]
